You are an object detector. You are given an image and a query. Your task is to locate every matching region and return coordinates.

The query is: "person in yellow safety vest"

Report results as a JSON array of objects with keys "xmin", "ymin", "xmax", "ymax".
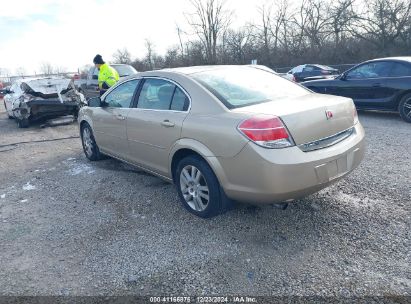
[{"xmin": 93, "ymin": 54, "xmax": 119, "ymax": 96}]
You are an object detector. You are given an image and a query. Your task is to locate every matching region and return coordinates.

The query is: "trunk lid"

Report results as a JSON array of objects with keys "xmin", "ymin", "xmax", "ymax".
[
  {"xmin": 232, "ymin": 93, "xmax": 355, "ymax": 145},
  {"xmin": 21, "ymin": 78, "xmax": 71, "ymax": 98}
]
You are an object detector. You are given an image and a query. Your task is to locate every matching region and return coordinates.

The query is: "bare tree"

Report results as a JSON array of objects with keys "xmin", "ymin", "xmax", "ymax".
[
  {"xmin": 350, "ymin": 0, "xmax": 411, "ymax": 54},
  {"xmin": 145, "ymin": 39, "xmax": 155, "ymax": 70},
  {"xmin": 127, "ymin": 0, "xmax": 411, "ymax": 71},
  {"xmin": 39, "ymin": 62, "xmax": 54, "ymax": 75},
  {"xmin": 15, "ymin": 67, "xmax": 27, "ymax": 77},
  {"xmin": 225, "ymin": 27, "xmax": 254, "ymax": 64},
  {"xmin": 294, "ymin": 0, "xmax": 331, "ymax": 49},
  {"xmin": 54, "ymin": 66, "xmax": 67, "ymax": 75},
  {"xmin": 254, "ymin": 4, "xmax": 273, "ymax": 63},
  {"xmin": 186, "ymin": 0, "xmax": 232, "ymax": 64},
  {"xmin": 176, "ymin": 23, "xmax": 186, "ymax": 58},
  {"xmin": 113, "ymin": 48, "xmax": 132, "ymax": 64},
  {"xmin": 327, "ymin": 0, "xmax": 356, "ymax": 46}
]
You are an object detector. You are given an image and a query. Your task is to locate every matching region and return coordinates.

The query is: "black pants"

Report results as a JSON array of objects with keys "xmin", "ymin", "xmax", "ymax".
[{"xmin": 99, "ymin": 82, "xmax": 110, "ymax": 96}]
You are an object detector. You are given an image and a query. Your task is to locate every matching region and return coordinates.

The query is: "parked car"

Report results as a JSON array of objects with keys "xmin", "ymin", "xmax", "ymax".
[
  {"xmin": 284, "ymin": 64, "xmax": 339, "ymax": 82},
  {"xmin": 302, "ymin": 57, "xmax": 411, "ymax": 123},
  {"xmin": 247, "ymin": 64, "xmax": 278, "ymax": 74},
  {"xmin": 4, "ymin": 77, "xmax": 84, "ymax": 128},
  {"xmin": 78, "ymin": 65, "xmax": 365, "ymax": 218},
  {"xmin": 79, "ymin": 64, "xmax": 137, "ymax": 99}
]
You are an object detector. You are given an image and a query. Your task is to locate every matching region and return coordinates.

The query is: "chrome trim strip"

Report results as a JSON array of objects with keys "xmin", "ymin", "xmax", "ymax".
[{"xmin": 298, "ymin": 127, "xmax": 355, "ymax": 152}]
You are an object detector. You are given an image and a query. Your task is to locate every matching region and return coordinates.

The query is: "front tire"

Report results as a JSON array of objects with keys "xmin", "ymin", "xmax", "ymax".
[
  {"xmin": 399, "ymin": 93, "xmax": 411, "ymax": 123},
  {"xmin": 175, "ymin": 155, "xmax": 229, "ymax": 218},
  {"xmin": 81, "ymin": 123, "xmax": 103, "ymax": 161},
  {"xmin": 4, "ymin": 101, "xmax": 13, "ymax": 119}
]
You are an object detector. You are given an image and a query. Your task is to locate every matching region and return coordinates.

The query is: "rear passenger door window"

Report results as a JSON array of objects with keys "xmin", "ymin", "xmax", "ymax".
[
  {"xmin": 171, "ymin": 87, "xmax": 190, "ymax": 111},
  {"xmin": 389, "ymin": 62, "xmax": 411, "ymax": 77},
  {"xmin": 137, "ymin": 78, "xmax": 189, "ymax": 111}
]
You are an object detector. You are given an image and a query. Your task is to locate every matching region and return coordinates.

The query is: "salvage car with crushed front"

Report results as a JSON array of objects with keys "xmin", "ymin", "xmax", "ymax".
[{"xmin": 3, "ymin": 77, "xmax": 85, "ymax": 128}]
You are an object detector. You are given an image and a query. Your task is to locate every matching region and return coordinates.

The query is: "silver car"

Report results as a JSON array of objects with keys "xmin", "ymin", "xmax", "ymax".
[{"xmin": 78, "ymin": 65, "xmax": 365, "ymax": 218}]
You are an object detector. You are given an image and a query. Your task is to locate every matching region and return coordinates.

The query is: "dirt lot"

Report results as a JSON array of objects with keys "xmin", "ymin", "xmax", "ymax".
[{"xmin": 0, "ymin": 101, "xmax": 410, "ymax": 298}]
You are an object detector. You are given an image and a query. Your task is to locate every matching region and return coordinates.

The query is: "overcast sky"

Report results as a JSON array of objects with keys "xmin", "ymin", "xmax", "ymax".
[{"xmin": 0, "ymin": 0, "xmax": 271, "ymax": 75}]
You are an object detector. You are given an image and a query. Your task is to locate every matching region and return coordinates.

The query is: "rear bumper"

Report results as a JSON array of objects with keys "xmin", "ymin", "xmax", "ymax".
[
  {"xmin": 213, "ymin": 123, "xmax": 365, "ymax": 204},
  {"xmin": 13, "ymin": 99, "xmax": 78, "ymax": 120}
]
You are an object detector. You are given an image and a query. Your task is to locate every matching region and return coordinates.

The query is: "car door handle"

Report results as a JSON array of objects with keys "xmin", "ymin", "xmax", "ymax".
[
  {"xmin": 161, "ymin": 120, "xmax": 175, "ymax": 128},
  {"xmin": 115, "ymin": 114, "xmax": 126, "ymax": 120},
  {"xmin": 372, "ymin": 83, "xmax": 382, "ymax": 87}
]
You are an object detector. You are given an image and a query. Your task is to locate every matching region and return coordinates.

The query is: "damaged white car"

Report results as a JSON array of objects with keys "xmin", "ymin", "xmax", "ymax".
[{"xmin": 3, "ymin": 77, "xmax": 85, "ymax": 128}]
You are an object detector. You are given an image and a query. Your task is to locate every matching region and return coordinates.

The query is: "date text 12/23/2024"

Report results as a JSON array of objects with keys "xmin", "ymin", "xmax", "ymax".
[{"xmin": 149, "ymin": 296, "xmax": 257, "ymax": 303}]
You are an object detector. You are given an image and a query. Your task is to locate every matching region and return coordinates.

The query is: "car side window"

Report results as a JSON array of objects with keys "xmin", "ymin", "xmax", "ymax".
[
  {"xmin": 389, "ymin": 62, "xmax": 411, "ymax": 77},
  {"xmin": 303, "ymin": 66, "xmax": 315, "ymax": 72},
  {"xmin": 104, "ymin": 79, "xmax": 139, "ymax": 108},
  {"xmin": 346, "ymin": 62, "xmax": 392, "ymax": 79},
  {"xmin": 137, "ymin": 79, "xmax": 176, "ymax": 110},
  {"xmin": 170, "ymin": 87, "xmax": 190, "ymax": 111}
]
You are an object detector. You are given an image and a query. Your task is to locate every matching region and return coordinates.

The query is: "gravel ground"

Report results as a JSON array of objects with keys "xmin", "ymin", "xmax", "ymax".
[{"xmin": 0, "ymin": 102, "xmax": 409, "ymax": 298}]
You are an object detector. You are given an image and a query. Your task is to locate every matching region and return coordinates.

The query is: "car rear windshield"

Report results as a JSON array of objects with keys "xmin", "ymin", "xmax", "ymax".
[
  {"xmin": 113, "ymin": 65, "xmax": 137, "ymax": 77},
  {"xmin": 191, "ymin": 66, "xmax": 309, "ymax": 109}
]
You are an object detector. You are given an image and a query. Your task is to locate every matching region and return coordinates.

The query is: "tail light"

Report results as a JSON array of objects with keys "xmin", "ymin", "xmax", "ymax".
[{"xmin": 238, "ymin": 115, "xmax": 295, "ymax": 149}]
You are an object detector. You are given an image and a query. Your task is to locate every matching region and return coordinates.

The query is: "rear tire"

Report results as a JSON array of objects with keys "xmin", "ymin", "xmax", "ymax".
[
  {"xmin": 175, "ymin": 155, "xmax": 232, "ymax": 218},
  {"xmin": 17, "ymin": 118, "xmax": 29, "ymax": 128},
  {"xmin": 398, "ymin": 93, "xmax": 411, "ymax": 123},
  {"xmin": 81, "ymin": 123, "xmax": 103, "ymax": 161}
]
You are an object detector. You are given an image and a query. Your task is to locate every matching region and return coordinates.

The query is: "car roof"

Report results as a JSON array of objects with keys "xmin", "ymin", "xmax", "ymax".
[
  {"xmin": 123, "ymin": 65, "xmax": 282, "ymax": 83},
  {"xmin": 153, "ymin": 65, "xmax": 267, "ymax": 76},
  {"xmin": 366, "ymin": 56, "xmax": 411, "ymax": 63}
]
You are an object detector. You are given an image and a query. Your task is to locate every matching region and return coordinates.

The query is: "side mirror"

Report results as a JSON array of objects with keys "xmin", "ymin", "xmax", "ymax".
[
  {"xmin": 88, "ymin": 96, "xmax": 103, "ymax": 107},
  {"xmin": 92, "ymin": 75, "xmax": 98, "ymax": 80},
  {"xmin": 339, "ymin": 73, "xmax": 347, "ymax": 81}
]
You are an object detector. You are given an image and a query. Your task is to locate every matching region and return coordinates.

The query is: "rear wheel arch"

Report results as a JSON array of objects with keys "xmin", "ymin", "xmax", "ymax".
[
  {"xmin": 79, "ymin": 119, "xmax": 94, "ymax": 136},
  {"xmin": 79, "ymin": 120, "xmax": 89, "ymax": 132},
  {"xmin": 398, "ymin": 91, "xmax": 411, "ymax": 123},
  {"xmin": 396, "ymin": 90, "xmax": 411, "ymax": 107},
  {"xmin": 171, "ymin": 148, "xmax": 209, "ymax": 183},
  {"xmin": 172, "ymin": 148, "xmax": 234, "ymax": 217},
  {"xmin": 170, "ymin": 143, "xmax": 228, "ymax": 187}
]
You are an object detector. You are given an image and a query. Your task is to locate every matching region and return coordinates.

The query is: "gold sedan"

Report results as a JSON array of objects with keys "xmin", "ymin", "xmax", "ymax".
[{"xmin": 79, "ymin": 65, "xmax": 365, "ymax": 218}]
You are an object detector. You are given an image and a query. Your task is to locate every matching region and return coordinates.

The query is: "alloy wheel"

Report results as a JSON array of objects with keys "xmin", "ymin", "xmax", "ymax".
[
  {"xmin": 82, "ymin": 127, "xmax": 93, "ymax": 157},
  {"xmin": 180, "ymin": 165, "xmax": 210, "ymax": 212},
  {"xmin": 403, "ymin": 97, "xmax": 411, "ymax": 118}
]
